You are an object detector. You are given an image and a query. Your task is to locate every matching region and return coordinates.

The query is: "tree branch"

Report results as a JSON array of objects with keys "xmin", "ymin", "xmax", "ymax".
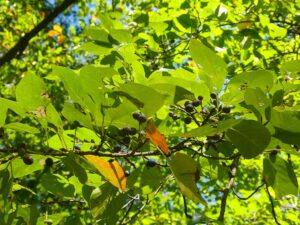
[
  {"xmin": 265, "ymin": 184, "xmax": 281, "ymax": 225},
  {"xmin": 0, "ymin": 0, "xmax": 77, "ymax": 68},
  {"xmin": 218, "ymin": 155, "xmax": 240, "ymax": 222}
]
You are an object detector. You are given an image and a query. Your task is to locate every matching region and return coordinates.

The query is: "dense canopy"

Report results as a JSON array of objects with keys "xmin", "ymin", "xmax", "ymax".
[{"xmin": 0, "ymin": 0, "xmax": 299, "ymax": 224}]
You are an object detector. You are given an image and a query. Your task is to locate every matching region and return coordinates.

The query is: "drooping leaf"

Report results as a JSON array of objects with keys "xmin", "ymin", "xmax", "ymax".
[
  {"xmin": 146, "ymin": 119, "xmax": 170, "ymax": 156},
  {"xmin": 85, "ymin": 155, "xmax": 126, "ymax": 191},
  {"xmin": 4, "ymin": 122, "xmax": 40, "ymax": 134},
  {"xmin": 61, "ymin": 154, "xmax": 88, "ymax": 184},
  {"xmin": 168, "ymin": 153, "xmax": 206, "ymax": 205},
  {"xmin": 226, "ymin": 120, "xmax": 271, "ymax": 159},
  {"xmin": 263, "ymin": 155, "xmax": 298, "ymax": 199}
]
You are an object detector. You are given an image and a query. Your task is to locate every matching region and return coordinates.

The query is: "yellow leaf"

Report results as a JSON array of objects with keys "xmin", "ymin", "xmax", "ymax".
[
  {"xmin": 85, "ymin": 155, "xmax": 126, "ymax": 191},
  {"xmin": 53, "ymin": 24, "xmax": 62, "ymax": 33},
  {"xmin": 146, "ymin": 119, "xmax": 170, "ymax": 156}
]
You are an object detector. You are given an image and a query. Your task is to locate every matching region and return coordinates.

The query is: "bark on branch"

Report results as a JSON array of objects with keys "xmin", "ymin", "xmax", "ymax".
[{"xmin": 0, "ymin": 0, "xmax": 77, "ymax": 68}]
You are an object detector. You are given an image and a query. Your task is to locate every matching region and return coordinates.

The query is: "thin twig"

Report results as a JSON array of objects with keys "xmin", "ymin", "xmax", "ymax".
[
  {"xmin": 119, "ymin": 198, "xmax": 135, "ymax": 225},
  {"xmin": 218, "ymin": 156, "xmax": 240, "ymax": 222},
  {"xmin": 265, "ymin": 184, "xmax": 281, "ymax": 225},
  {"xmin": 183, "ymin": 195, "xmax": 192, "ymax": 219},
  {"xmin": 232, "ymin": 183, "xmax": 265, "ymax": 200}
]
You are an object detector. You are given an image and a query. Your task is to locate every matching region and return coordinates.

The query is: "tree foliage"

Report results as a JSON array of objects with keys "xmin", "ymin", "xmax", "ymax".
[{"xmin": 0, "ymin": 0, "xmax": 299, "ymax": 224}]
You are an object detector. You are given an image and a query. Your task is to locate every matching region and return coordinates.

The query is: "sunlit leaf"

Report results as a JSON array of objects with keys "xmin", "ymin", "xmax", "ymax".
[
  {"xmin": 85, "ymin": 155, "xmax": 126, "ymax": 191},
  {"xmin": 168, "ymin": 153, "xmax": 206, "ymax": 205}
]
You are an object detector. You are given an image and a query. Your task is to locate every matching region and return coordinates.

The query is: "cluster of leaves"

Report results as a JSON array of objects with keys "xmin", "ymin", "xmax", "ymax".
[{"xmin": 0, "ymin": 0, "xmax": 300, "ymax": 224}]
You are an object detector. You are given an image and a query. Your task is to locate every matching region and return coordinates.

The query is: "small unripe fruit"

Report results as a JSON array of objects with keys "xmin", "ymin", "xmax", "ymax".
[
  {"xmin": 192, "ymin": 100, "xmax": 201, "ymax": 107},
  {"xmin": 185, "ymin": 104, "xmax": 194, "ymax": 112},
  {"xmin": 124, "ymin": 170, "xmax": 130, "ymax": 177},
  {"xmin": 168, "ymin": 112, "xmax": 174, "ymax": 117},
  {"xmin": 121, "ymin": 127, "xmax": 131, "ymax": 136},
  {"xmin": 132, "ymin": 112, "xmax": 140, "ymax": 120},
  {"xmin": 23, "ymin": 154, "xmax": 34, "ymax": 165},
  {"xmin": 146, "ymin": 159, "xmax": 157, "ymax": 167},
  {"xmin": 113, "ymin": 145, "xmax": 122, "ymax": 152},
  {"xmin": 184, "ymin": 101, "xmax": 190, "ymax": 107},
  {"xmin": 222, "ymin": 106, "xmax": 231, "ymax": 114},
  {"xmin": 129, "ymin": 127, "xmax": 137, "ymax": 135},
  {"xmin": 138, "ymin": 114, "xmax": 147, "ymax": 123},
  {"xmin": 184, "ymin": 117, "xmax": 192, "ymax": 124},
  {"xmin": 123, "ymin": 136, "xmax": 131, "ymax": 144},
  {"xmin": 210, "ymin": 92, "xmax": 217, "ymax": 99},
  {"xmin": 45, "ymin": 158, "xmax": 53, "ymax": 167},
  {"xmin": 197, "ymin": 96, "xmax": 203, "ymax": 101}
]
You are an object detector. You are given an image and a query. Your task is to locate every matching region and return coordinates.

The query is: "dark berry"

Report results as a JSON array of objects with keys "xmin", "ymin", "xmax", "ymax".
[
  {"xmin": 74, "ymin": 145, "xmax": 81, "ymax": 150},
  {"xmin": 146, "ymin": 159, "xmax": 157, "ymax": 167},
  {"xmin": 184, "ymin": 101, "xmax": 190, "ymax": 107},
  {"xmin": 124, "ymin": 170, "xmax": 130, "ymax": 177},
  {"xmin": 210, "ymin": 92, "xmax": 218, "ymax": 99},
  {"xmin": 192, "ymin": 100, "xmax": 201, "ymax": 107},
  {"xmin": 113, "ymin": 145, "xmax": 122, "ymax": 152},
  {"xmin": 222, "ymin": 106, "xmax": 231, "ymax": 114},
  {"xmin": 45, "ymin": 158, "xmax": 53, "ymax": 167},
  {"xmin": 129, "ymin": 127, "xmax": 137, "ymax": 135},
  {"xmin": 121, "ymin": 127, "xmax": 131, "ymax": 136},
  {"xmin": 108, "ymin": 159, "xmax": 114, "ymax": 163},
  {"xmin": 172, "ymin": 115, "xmax": 179, "ymax": 120},
  {"xmin": 123, "ymin": 136, "xmax": 131, "ymax": 144},
  {"xmin": 168, "ymin": 112, "xmax": 174, "ymax": 117},
  {"xmin": 132, "ymin": 112, "xmax": 140, "ymax": 120},
  {"xmin": 23, "ymin": 154, "xmax": 34, "ymax": 165},
  {"xmin": 197, "ymin": 96, "xmax": 203, "ymax": 101},
  {"xmin": 138, "ymin": 114, "xmax": 147, "ymax": 123},
  {"xmin": 185, "ymin": 104, "xmax": 194, "ymax": 112},
  {"xmin": 184, "ymin": 117, "xmax": 192, "ymax": 124}
]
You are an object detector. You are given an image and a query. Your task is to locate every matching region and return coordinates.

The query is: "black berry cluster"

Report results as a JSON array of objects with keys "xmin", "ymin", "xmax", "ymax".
[{"xmin": 132, "ymin": 112, "xmax": 147, "ymax": 123}]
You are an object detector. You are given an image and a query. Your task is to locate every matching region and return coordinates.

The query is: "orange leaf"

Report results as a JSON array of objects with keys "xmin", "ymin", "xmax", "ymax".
[
  {"xmin": 85, "ymin": 155, "xmax": 126, "ymax": 191},
  {"xmin": 146, "ymin": 119, "xmax": 170, "ymax": 156},
  {"xmin": 57, "ymin": 35, "xmax": 65, "ymax": 43},
  {"xmin": 48, "ymin": 30, "xmax": 59, "ymax": 37}
]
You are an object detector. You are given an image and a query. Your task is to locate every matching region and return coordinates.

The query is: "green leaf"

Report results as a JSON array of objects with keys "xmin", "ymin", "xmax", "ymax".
[
  {"xmin": 244, "ymin": 87, "xmax": 270, "ymax": 121},
  {"xmin": 110, "ymin": 29, "xmax": 132, "ymax": 43},
  {"xmin": 178, "ymin": 119, "xmax": 240, "ymax": 138},
  {"xmin": 263, "ymin": 155, "xmax": 298, "ymax": 199},
  {"xmin": 4, "ymin": 122, "xmax": 39, "ymax": 134},
  {"xmin": 281, "ymin": 60, "xmax": 300, "ymax": 79},
  {"xmin": 12, "ymin": 155, "xmax": 44, "ymax": 178},
  {"xmin": 85, "ymin": 27, "xmax": 110, "ymax": 43},
  {"xmin": 15, "ymin": 73, "xmax": 48, "ymax": 111},
  {"xmin": 117, "ymin": 83, "xmax": 166, "ymax": 116},
  {"xmin": 40, "ymin": 173, "xmax": 75, "ymax": 197},
  {"xmin": 127, "ymin": 165, "xmax": 163, "ymax": 195},
  {"xmin": 12, "ymin": 184, "xmax": 36, "ymax": 195},
  {"xmin": 61, "ymin": 154, "xmax": 88, "ymax": 184},
  {"xmin": 189, "ymin": 39, "xmax": 227, "ymax": 91},
  {"xmin": 0, "ymin": 104, "xmax": 7, "ymax": 126},
  {"xmin": 81, "ymin": 42, "xmax": 112, "ymax": 55},
  {"xmin": 0, "ymin": 98, "xmax": 26, "ymax": 117},
  {"xmin": 226, "ymin": 120, "xmax": 271, "ymax": 159},
  {"xmin": 61, "ymin": 102, "xmax": 93, "ymax": 129},
  {"xmin": 45, "ymin": 104, "xmax": 63, "ymax": 128},
  {"xmin": 168, "ymin": 153, "xmax": 206, "ymax": 205},
  {"xmin": 271, "ymin": 109, "xmax": 300, "ymax": 133},
  {"xmin": 228, "ymin": 70, "xmax": 274, "ymax": 92},
  {"xmin": 89, "ymin": 183, "xmax": 117, "ymax": 219}
]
